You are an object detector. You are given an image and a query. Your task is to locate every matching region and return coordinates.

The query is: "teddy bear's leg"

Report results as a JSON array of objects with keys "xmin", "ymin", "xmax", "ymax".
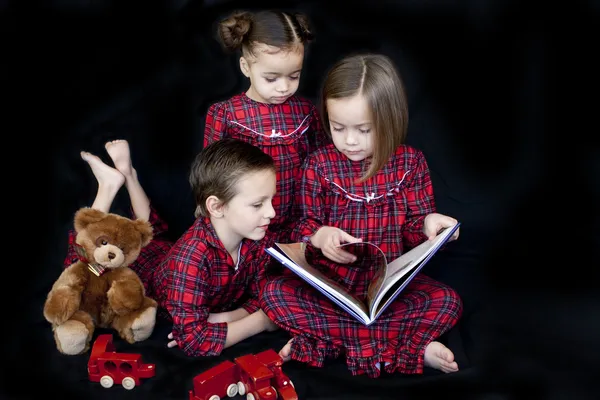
[
  {"xmin": 54, "ymin": 310, "xmax": 95, "ymax": 355},
  {"xmin": 112, "ymin": 296, "xmax": 157, "ymax": 344}
]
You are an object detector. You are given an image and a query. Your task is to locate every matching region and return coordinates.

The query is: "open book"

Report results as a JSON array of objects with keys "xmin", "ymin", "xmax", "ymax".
[{"xmin": 265, "ymin": 223, "xmax": 460, "ymax": 326}]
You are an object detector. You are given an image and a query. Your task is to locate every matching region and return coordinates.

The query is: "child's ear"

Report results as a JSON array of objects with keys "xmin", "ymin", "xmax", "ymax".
[
  {"xmin": 206, "ymin": 195, "xmax": 225, "ymax": 218},
  {"xmin": 239, "ymin": 56, "xmax": 250, "ymax": 77}
]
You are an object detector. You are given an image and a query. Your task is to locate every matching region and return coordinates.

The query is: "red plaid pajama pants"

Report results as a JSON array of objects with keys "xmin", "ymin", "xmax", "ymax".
[{"xmin": 260, "ymin": 273, "xmax": 462, "ymax": 378}]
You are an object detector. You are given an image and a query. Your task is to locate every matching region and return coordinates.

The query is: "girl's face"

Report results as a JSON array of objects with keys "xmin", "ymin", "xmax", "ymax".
[
  {"xmin": 241, "ymin": 43, "xmax": 304, "ymax": 105},
  {"xmin": 327, "ymin": 94, "xmax": 374, "ymax": 161}
]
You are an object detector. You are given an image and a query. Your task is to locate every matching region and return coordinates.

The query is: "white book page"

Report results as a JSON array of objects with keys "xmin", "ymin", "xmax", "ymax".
[{"xmin": 267, "ymin": 244, "xmax": 370, "ymax": 324}]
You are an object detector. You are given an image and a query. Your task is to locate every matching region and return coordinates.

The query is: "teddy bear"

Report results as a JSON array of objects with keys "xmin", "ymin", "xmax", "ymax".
[{"xmin": 44, "ymin": 207, "xmax": 158, "ymax": 355}]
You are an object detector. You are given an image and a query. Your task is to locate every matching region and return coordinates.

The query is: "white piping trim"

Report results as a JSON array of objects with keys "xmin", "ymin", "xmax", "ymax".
[
  {"xmin": 323, "ymin": 169, "xmax": 411, "ymax": 203},
  {"xmin": 229, "ymin": 114, "xmax": 311, "ymax": 138}
]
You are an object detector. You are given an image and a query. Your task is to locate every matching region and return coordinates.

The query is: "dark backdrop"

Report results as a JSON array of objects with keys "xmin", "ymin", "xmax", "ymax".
[{"xmin": 5, "ymin": 1, "xmax": 599, "ymax": 399}]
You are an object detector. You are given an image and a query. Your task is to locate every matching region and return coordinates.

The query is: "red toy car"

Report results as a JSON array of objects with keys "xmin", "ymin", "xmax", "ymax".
[
  {"xmin": 189, "ymin": 349, "xmax": 297, "ymax": 400},
  {"xmin": 88, "ymin": 334, "xmax": 155, "ymax": 390}
]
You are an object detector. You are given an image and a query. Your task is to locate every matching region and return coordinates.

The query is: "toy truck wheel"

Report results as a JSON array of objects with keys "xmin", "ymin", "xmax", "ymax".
[
  {"xmin": 246, "ymin": 393, "xmax": 256, "ymax": 400},
  {"xmin": 237, "ymin": 382, "xmax": 246, "ymax": 395},
  {"xmin": 226, "ymin": 383, "xmax": 238, "ymax": 397},
  {"xmin": 122, "ymin": 377, "xmax": 136, "ymax": 390},
  {"xmin": 208, "ymin": 395, "xmax": 220, "ymax": 400},
  {"xmin": 100, "ymin": 375, "xmax": 114, "ymax": 388}
]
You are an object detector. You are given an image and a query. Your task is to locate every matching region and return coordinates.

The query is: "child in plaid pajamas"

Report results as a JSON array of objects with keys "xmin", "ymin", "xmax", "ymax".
[
  {"xmin": 204, "ymin": 9, "xmax": 330, "ymax": 241},
  {"xmin": 260, "ymin": 54, "xmax": 464, "ymax": 377},
  {"xmin": 63, "ymin": 138, "xmax": 279, "ymax": 356}
]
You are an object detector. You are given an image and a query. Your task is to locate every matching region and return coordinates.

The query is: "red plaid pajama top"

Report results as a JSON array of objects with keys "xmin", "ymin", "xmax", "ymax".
[
  {"xmin": 260, "ymin": 144, "xmax": 463, "ymax": 377},
  {"xmin": 64, "ymin": 207, "xmax": 274, "ymax": 357},
  {"xmin": 204, "ymin": 93, "xmax": 329, "ymax": 241}
]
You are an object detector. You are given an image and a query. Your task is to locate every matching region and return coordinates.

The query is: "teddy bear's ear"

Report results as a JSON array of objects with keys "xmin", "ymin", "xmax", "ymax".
[
  {"xmin": 133, "ymin": 219, "xmax": 154, "ymax": 248},
  {"xmin": 74, "ymin": 208, "xmax": 107, "ymax": 232}
]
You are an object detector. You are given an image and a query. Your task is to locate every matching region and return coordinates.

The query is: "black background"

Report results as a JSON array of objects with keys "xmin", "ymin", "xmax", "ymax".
[{"xmin": 4, "ymin": 1, "xmax": 599, "ymax": 399}]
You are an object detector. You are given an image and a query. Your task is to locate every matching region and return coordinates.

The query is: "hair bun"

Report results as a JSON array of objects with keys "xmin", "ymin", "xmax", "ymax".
[{"xmin": 218, "ymin": 11, "xmax": 253, "ymax": 51}]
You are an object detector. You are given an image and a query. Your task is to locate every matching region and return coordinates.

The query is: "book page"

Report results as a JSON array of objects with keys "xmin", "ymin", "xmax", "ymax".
[
  {"xmin": 369, "ymin": 224, "xmax": 460, "ymax": 320},
  {"xmin": 335, "ymin": 241, "xmax": 388, "ymax": 310},
  {"xmin": 269, "ymin": 243, "xmax": 370, "ymax": 324}
]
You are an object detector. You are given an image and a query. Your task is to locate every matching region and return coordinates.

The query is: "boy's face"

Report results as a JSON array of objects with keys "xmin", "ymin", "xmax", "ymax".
[
  {"xmin": 222, "ymin": 169, "xmax": 277, "ymax": 242},
  {"xmin": 240, "ymin": 43, "xmax": 304, "ymax": 104},
  {"xmin": 327, "ymin": 94, "xmax": 374, "ymax": 162}
]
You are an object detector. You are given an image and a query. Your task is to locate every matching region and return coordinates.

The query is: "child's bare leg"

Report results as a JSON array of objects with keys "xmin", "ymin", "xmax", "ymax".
[
  {"xmin": 105, "ymin": 140, "xmax": 150, "ymax": 221},
  {"xmin": 424, "ymin": 341, "xmax": 459, "ymax": 373},
  {"xmin": 80, "ymin": 151, "xmax": 124, "ymax": 213}
]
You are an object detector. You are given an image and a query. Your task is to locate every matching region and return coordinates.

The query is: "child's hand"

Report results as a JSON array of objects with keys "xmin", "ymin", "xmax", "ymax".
[
  {"xmin": 311, "ymin": 226, "xmax": 362, "ymax": 264},
  {"xmin": 423, "ymin": 213, "xmax": 460, "ymax": 241},
  {"xmin": 166, "ymin": 332, "xmax": 178, "ymax": 348}
]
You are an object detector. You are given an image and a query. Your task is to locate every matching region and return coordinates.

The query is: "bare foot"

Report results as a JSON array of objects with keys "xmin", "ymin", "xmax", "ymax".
[
  {"xmin": 279, "ymin": 338, "xmax": 293, "ymax": 362},
  {"xmin": 81, "ymin": 151, "xmax": 124, "ymax": 213},
  {"xmin": 424, "ymin": 341, "xmax": 459, "ymax": 373},
  {"xmin": 81, "ymin": 151, "xmax": 124, "ymax": 190},
  {"xmin": 105, "ymin": 140, "xmax": 135, "ymax": 178}
]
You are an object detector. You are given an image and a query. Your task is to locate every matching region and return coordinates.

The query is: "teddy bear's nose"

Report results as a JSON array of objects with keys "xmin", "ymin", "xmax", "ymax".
[{"xmin": 108, "ymin": 252, "xmax": 116, "ymax": 260}]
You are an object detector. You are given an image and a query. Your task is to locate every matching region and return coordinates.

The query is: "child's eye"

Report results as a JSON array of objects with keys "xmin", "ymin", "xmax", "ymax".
[
  {"xmin": 265, "ymin": 78, "xmax": 276, "ymax": 83},
  {"xmin": 359, "ymin": 129, "xmax": 371, "ymax": 134},
  {"xmin": 253, "ymin": 203, "xmax": 263, "ymax": 209},
  {"xmin": 332, "ymin": 127, "xmax": 344, "ymax": 132},
  {"xmin": 289, "ymin": 75, "xmax": 300, "ymax": 80}
]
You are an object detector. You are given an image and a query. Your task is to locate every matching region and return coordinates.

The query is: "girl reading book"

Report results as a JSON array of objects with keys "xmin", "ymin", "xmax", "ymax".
[{"xmin": 260, "ymin": 53, "xmax": 463, "ymax": 378}]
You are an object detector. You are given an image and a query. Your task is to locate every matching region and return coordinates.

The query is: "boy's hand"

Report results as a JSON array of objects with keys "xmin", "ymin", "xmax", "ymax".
[
  {"xmin": 166, "ymin": 332, "xmax": 178, "ymax": 348},
  {"xmin": 311, "ymin": 226, "xmax": 362, "ymax": 264},
  {"xmin": 423, "ymin": 213, "xmax": 460, "ymax": 241}
]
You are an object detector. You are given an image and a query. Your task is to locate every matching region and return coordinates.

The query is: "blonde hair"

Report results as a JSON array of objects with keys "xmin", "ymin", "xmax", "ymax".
[{"xmin": 320, "ymin": 53, "xmax": 409, "ymax": 181}]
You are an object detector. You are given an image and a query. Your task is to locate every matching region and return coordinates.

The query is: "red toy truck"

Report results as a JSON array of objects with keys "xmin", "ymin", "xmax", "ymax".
[
  {"xmin": 189, "ymin": 349, "xmax": 297, "ymax": 400},
  {"xmin": 88, "ymin": 334, "xmax": 155, "ymax": 390}
]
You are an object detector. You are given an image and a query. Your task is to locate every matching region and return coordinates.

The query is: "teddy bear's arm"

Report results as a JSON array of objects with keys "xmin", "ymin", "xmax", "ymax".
[
  {"xmin": 43, "ymin": 263, "xmax": 89, "ymax": 325},
  {"xmin": 106, "ymin": 268, "xmax": 146, "ymax": 315}
]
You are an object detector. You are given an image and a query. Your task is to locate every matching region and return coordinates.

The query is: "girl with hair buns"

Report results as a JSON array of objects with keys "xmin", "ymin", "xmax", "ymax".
[{"xmin": 204, "ymin": 9, "xmax": 330, "ymax": 242}]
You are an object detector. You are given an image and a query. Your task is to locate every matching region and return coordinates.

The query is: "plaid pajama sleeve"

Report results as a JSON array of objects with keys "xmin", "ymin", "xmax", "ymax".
[
  {"xmin": 402, "ymin": 151, "xmax": 436, "ymax": 249},
  {"xmin": 164, "ymin": 239, "xmax": 228, "ymax": 357}
]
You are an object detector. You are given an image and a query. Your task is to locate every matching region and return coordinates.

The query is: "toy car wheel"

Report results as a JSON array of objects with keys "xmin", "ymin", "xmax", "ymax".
[
  {"xmin": 100, "ymin": 375, "xmax": 114, "ymax": 388},
  {"xmin": 237, "ymin": 381, "xmax": 246, "ymax": 396},
  {"xmin": 122, "ymin": 377, "xmax": 136, "ymax": 390},
  {"xmin": 289, "ymin": 380, "xmax": 295, "ymax": 388},
  {"xmin": 226, "ymin": 383, "xmax": 238, "ymax": 397},
  {"xmin": 208, "ymin": 395, "xmax": 220, "ymax": 400},
  {"xmin": 246, "ymin": 393, "xmax": 256, "ymax": 400}
]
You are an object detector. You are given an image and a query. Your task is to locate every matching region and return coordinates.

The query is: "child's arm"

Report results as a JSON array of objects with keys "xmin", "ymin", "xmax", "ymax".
[
  {"xmin": 402, "ymin": 149, "xmax": 437, "ymax": 248},
  {"xmin": 164, "ymin": 240, "xmax": 229, "ymax": 357},
  {"xmin": 203, "ymin": 102, "xmax": 229, "ymax": 148},
  {"xmin": 223, "ymin": 310, "xmax": 277, "ymax": 348},
  {"xmin": 288, "ymin": 156, "xmax": 326, "ymax": 242},
  {"xmin": 208, "ymin": 308, "xmax": 249, "ymax": 324}
]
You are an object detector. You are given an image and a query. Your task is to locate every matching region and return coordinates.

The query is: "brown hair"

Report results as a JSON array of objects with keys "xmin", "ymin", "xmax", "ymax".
[
  {"xmin": 189, "ymin": 138, "xmax": 276, "ymax": 218},
  {"xmin": 218, "ymin": 10, "xmax": 313, "ymax": 57},
  {"xmin": 320, "ymin": 53, "xmax": 409, "ymax": 182}
]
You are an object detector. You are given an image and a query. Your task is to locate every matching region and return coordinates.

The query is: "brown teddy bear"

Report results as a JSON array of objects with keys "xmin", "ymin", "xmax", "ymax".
[{"xmin": 44, "ymin": 207, "xmax": 158, "ymax": 355}]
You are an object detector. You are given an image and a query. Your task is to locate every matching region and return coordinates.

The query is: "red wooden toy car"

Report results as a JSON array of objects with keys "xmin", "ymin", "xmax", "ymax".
[
  {"xmin": 88, "ymin": 334, "xmax": 155, "ymax": 390},
  {"xmin": 189, "ymin": 349, "xmax": 297, "ymax": 400}
]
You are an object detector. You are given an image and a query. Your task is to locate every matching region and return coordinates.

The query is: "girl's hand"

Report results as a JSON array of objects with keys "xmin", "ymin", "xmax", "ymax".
[
  {"xmin": 311, "ymin": 226, "xmax": 362, "ymax": 264},
  {"xmin": 423, "ymin": 213, "xmax": 460, "ymax": 241}
]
